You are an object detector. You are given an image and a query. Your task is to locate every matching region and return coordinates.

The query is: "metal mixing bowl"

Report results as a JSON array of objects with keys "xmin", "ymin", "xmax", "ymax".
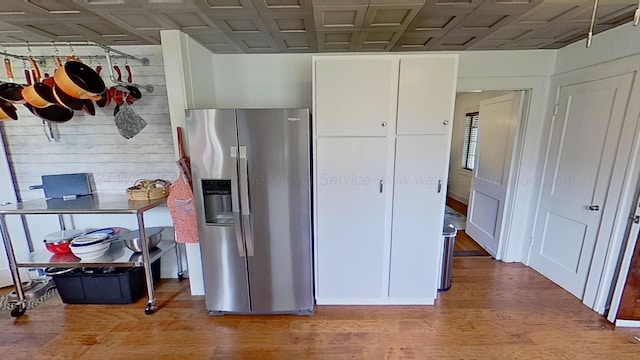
[{"xmin": 121, "ymin": 227, "xmax": 164, "ymax": 252}]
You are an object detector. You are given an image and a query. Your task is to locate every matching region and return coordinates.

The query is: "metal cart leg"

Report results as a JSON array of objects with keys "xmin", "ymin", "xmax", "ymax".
[
  {"xmin": 0, "ymin": 215, "xmax": 27, "ymax": 317},
  {"xmin": 136, "ymin": 214, "xmax": 157, "ymax": 315},
  {"xmin": 174, "ymin": 231, "xmax": 184, "ymax": 281}
]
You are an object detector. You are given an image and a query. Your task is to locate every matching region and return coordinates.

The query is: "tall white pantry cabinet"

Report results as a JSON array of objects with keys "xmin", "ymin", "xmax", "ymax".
[{"xmin": 312, "ymin": 55, "xmax": 459, "ymax": 305}]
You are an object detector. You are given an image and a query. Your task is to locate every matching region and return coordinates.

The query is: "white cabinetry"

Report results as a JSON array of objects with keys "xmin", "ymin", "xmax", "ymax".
[
  {"xmin": 389, "ymin": 135, "xmax": 449, "ymax": 299},
  {"xmin": 313, "ymin": 54, "xmax": 458, "ymax": 305},
  {"xmin": 316, "ymin": 137, "xmax": 389, "ymax": 300},
  {"xmin": 397, "ymin": 57, "xmax": 457, "ymax": 135},
  {"xmin": 315, "ymin": 58, "xmax": 398, "ymax": 136}
]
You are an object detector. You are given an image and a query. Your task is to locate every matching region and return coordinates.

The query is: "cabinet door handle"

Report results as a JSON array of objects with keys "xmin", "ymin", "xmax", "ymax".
[
  {"xmin": 379, "ymin": 179, "xmax": 384, "ymax": 193},
  {"xmin": 437, "ymin": 180, "xmax": 443, "ymax": 193}
]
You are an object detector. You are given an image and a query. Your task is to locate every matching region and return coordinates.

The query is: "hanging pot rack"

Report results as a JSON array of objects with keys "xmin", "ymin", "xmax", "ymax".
[{"xmin": 0, "ymin": 41, "xmax": 153, "ymax": 93}]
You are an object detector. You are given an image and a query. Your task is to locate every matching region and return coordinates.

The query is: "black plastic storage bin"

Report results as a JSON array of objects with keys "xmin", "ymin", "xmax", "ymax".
[{"xmin": 52, "ymin": 259, "xmax": 160, "ymax": 304}]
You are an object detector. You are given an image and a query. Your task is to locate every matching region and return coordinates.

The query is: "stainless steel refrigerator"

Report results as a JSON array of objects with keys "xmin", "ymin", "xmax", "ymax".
[{"xmin": 185, "ymin": 108, "xmax": 314, "ymax": 314}]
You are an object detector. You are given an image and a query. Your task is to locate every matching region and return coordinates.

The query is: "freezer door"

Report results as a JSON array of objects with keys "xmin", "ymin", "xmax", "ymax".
[
  {"xmin": 236, "ymin": 109, "xmax": 314, "ymax": 313},
  {"xmin": 185, "ymin": 109, "xmax": 250, "ymax": 313}
]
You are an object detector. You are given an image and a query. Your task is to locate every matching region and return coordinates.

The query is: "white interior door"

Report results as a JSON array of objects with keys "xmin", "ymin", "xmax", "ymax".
[
  {"xmin": 466, "ymin": 92, "xmax": 522, "ymax": 257},
  {"xmin": 529, "ymin": 73, "xmax": 634, "ymax": 300}
]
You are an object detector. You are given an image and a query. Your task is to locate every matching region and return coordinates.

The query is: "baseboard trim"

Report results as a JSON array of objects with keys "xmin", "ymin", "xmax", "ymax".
[
  {"xmin": 316, "ymin": 297, "xmax": 435, "ymax": 305},
  {"xmin": 615, "ymin": 319, "xmax": 640, "ymax": 328},
  {"xmin": 447, "ymin": 192, "xmax": 468, "ymax": 205}
]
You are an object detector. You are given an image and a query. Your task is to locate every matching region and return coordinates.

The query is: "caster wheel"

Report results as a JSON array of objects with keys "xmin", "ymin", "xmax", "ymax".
[
  {"xmin": 178, "ymin": 274, "xmax": 184, "ymax": 281},
  {"xmin": 10, "ymin": 304, "xmax": 26, "ymax": 318},
  {"xmin": 144, "ymin": 304, "xmax": 157, "ymax": 315}
]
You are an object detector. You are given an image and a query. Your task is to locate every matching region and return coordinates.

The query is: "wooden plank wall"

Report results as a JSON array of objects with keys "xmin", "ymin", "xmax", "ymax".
[{"xmin": 0, "ymin": 45, "xmax": 176, "ymax": 200}]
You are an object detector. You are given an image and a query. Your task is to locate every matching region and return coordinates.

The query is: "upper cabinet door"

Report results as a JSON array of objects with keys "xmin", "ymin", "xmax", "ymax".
[
  {"xmin": 397, "ymin": 56, "xmax": 458, "ymax": 135},
  {"xmin": 315, "ymin": 58, "xmax": 399, "ymax": 137}
]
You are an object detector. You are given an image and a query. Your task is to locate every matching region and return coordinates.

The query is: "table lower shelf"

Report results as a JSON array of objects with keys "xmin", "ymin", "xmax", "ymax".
[{"xmin": 15, "ymin": 240, "xmax": 175, "ymax": 268}]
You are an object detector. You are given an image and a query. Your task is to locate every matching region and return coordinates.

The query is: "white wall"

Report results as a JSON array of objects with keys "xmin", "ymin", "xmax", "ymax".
[
  {"xmin": 0, "ymin": 44, "xmax": 183, "ymax": 279},
  {"xmin": 555, "ymin": 23, "xmax": 640, "ymax": 74},
  {"xmin": 448, "ymin": 91, "xmax": 512, "ymax": 204},
  {"xmin": 1, "ymin": 45, "xmax": 175, "ymax": 198},
  {"xmin": 212, "ymin": 54, "xmax": 313, "ymax": 109},
  {"xmin": 161, "ymin": 30, "xmax": 218, "ymax": 295}
]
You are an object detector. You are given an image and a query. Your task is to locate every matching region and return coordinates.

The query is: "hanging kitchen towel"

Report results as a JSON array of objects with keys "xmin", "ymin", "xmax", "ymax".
[
  {"xmin": 167, "ymin": 170, "xmax": 199, "ymax": 243},
  {"xmin": 114, "ymin": 103, "xmax": 147, "ymax": 139}
]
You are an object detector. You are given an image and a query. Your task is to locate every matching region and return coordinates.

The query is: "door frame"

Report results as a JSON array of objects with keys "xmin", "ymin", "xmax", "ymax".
[
  {"xmin": 456, "ymin": 78, "xmax": 541, "ymax": 263},
  {"xmin": 536, "ymin": 54, "xmax": 640, "ymax": 314}
]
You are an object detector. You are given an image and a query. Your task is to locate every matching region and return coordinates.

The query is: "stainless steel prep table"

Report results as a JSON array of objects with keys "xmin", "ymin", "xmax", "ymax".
[{"xmin": 0, "ymin": 193, "xmax": 184, "ymax": 317}]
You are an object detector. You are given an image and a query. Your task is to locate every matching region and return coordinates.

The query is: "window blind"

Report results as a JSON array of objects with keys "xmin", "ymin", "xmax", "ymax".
[{"xmin": 462, "ymin": 112, "xmax": 479, "ymax": 170}]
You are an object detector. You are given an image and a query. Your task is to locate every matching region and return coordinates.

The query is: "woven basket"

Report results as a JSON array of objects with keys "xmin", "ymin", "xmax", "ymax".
[{"xmin": 126, "ymin": 179, "xmax": 171, "ymax": 201}]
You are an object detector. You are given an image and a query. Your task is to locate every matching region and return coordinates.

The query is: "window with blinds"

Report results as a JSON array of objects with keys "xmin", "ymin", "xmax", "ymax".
[{"xmin": 462, "ymin": 112, "xmax": 479, "ymax": 170}]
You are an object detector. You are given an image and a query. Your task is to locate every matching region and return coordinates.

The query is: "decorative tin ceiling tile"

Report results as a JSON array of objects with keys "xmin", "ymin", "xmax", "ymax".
[
  {"xmin": 317, "ymin": 30, "xmax": 359, "ymax": 51},
  {"xmin": 26, "ymin": 0, "xmax": 83, "ymax": 14},
  {"xmin": 225, "ymin": 19, "xmax": 262, "ymax": 32},
  {"xmin": 160, "ymin": 12, "xmax": 212, "ymax": 29},
  {"xmin": 262, "ymin": 13, "xmax": 314, "ymax": 34},
  {"xmin": 75, "ymin": 20, "xmax": 133, "ymax": 38},
  {"xmin": 392, "ymin": 32, "xmax": 436, "ymax": 51},
  {"xmin": 313, "ymin": 4, "xmax": 368, "ymax": 30},
  {"xmin": 204, "ymin": 0, "xmax": 245, "ymax": 8},
  {"xmin": 106, "ymin": 11, "xmax": 167, "ymax": 31},
  {"xmin": 356, "ymin": 29, "xmax": 403, "ymax": 51},
  {"xmin": 272, "ymin": 32, "xmax": 318, "ymax": 51},
  {"xmin": 26, "ymin": 23, "xmax": 84, "ymax": 39},
  {"xmin": 233, "ymin": 34, "xmax": 280, "ymax": 52},
  {"xmin": 0, "ymin": 0, "xmax": 636, "ymax": 52},
  {"xmin": 252, "ymin": 0, "xmax": 313, "ymax": 13}
]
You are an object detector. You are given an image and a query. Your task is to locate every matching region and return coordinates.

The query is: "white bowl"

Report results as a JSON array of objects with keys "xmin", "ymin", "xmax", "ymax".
[
  {"xmin": 70, "ymin": 233, "xmax": 108, "ymax": 246},
  {"xmin": 70, "ymin": 234, "xmax": 110, "ymax": 259}
]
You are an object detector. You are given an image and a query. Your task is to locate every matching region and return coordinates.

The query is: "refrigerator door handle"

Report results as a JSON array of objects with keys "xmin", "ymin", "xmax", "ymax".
[
  {"xmin": 239, "ymin": 146, "xmax": 254, "ymax": 256},
  {"xmin": 242, "ymin": 215, "xmax": 254, "ymax": 257},
  {"xmin": 230, "ymin": 146, "xmax": 245, "ymax": 257}
]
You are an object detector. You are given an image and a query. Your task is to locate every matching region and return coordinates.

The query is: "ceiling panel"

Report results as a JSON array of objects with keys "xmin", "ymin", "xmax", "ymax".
[{"xmin": 0, "ymin": 0, "xmax": 635, "ymax": 52}]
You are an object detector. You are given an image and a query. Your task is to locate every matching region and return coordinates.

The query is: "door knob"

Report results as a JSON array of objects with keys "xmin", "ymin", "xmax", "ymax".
[{"xmin": 588, "ymin": 205, "xmax": 600, "ymax": 211}]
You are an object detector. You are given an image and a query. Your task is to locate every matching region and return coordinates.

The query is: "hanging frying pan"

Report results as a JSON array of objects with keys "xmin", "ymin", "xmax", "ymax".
[
  {"xmin": 54, "ymin": 60, "xmax": 106, "ymax": 100},
  {"xmin": 0, "ymin": 99, "xmax": 18, "ymax": 121},
  {"xmin": 0, "ymin": 59, "xmax": 25, "ymax": 104},
  {"xmin": 24, "ymin": 102, "xmax": 73, "ymax": 123},
  {"xmin": 52, "ymin": 84, "xmax": 84, "ymax": 110},
  {"xmin": 22, "ymin": 58, "xmax": 57, "ymax": 108},
  {"xmin": 50, "ymin": 58, "xmax": 94, "ymax": 115}
]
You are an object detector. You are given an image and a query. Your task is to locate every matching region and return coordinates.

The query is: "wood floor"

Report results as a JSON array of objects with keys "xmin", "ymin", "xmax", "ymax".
[
  {"xmin": 446, "ymin": 196, "xmax": 490, "ymax": 256},
  {"xmin": 2, "ymin": 258, "xmax": 639, "ymax": 359},
  {"xmin": 454, "ymin": 230, "xmax": 491, "ymax": 256}
]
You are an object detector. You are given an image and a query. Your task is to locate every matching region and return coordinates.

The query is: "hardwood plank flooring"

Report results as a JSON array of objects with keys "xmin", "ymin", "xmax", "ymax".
[
  {"xmin": 455, "ymin": 230, "xmax": 491, "ymax": 256},
  {"xmin": 446, "ymin": 196, "xmax": 490, "ymax": 256},
  {"xmin": 2, "ymin": 258, "xmax": 639, "ymax": 359},
  {"xmin": 616, "ymin": 232, "xmax": 640, "ymax": 320},
  {"xmin": 446, "ymin": 196, "xmax": 468, "ymax": 217}
]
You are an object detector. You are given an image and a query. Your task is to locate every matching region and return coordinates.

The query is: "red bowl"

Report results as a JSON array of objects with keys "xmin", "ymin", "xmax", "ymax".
[{"xmin": 44, "ymin": 241, "xmax": 71, "ymax": 255}]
